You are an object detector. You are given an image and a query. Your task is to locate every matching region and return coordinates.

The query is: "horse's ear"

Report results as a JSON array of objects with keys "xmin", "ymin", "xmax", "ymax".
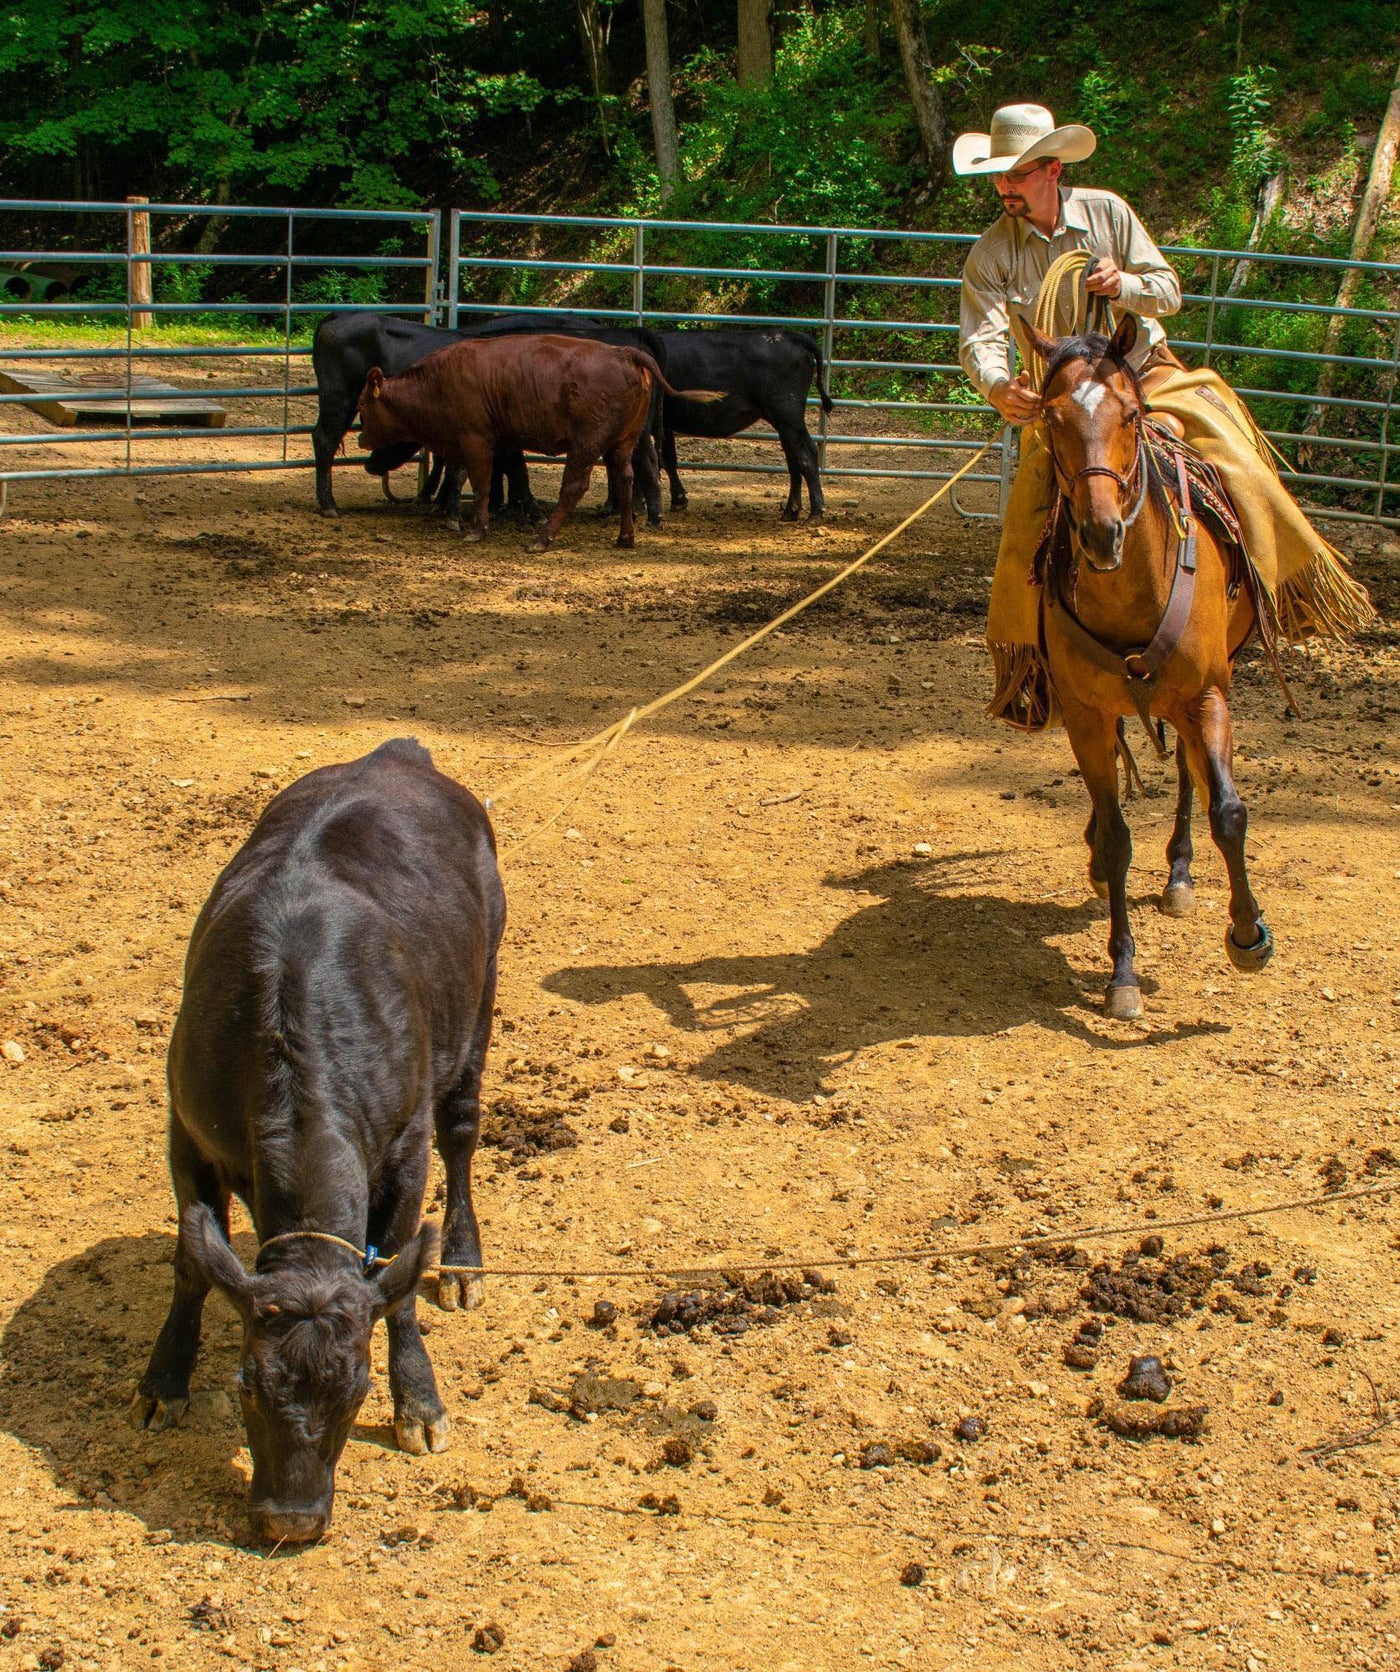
[
  {"xmin": 1109, "ymin": 312, "xmax": 1138, "ymax": 360},
  {"xmin": 1022, "ymin": 324, "xmax": 1058, "ymax": 364}
]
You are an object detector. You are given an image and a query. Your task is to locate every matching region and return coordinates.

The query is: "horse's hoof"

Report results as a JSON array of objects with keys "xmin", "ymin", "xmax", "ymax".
[
  {"xmin": 1225, "ymin": 921, "xmax": 1274, "ymax": 973},
  {"xmin": 1105, "ymin": 983, "xmax": 1143, "ymax": 1020},
  {"xmin": 1159, "ymin": 882, "xmax": 1196, "ymax": 918}
]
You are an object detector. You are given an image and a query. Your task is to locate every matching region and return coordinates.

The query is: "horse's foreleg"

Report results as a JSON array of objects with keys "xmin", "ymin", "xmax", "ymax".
[
  {"xmin": 1065, "ymin": 702, "xmax": 1141, "ymax": 1018},
  {"xmin": 1183, "ymin": 691, "xmax": 1273, "ymax": 973},
  {"xmin": 1160, "ymin": 732, "xmax": 1196, "ymax": 917}
]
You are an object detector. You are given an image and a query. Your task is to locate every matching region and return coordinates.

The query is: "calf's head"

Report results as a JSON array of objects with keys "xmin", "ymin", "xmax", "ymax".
[
  {"xmin": 356, "ymin": 367, "xmax": 411, "ymax": 452},
  {"xmin": 182, "ymin": 1204, "xmax": 437, "ymax": 1544}
]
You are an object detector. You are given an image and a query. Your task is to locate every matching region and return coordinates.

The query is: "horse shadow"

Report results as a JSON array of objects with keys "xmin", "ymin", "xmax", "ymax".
[{"xmin": 544, "ymin": 855, "xmax": 1226, "ymax": 1101}]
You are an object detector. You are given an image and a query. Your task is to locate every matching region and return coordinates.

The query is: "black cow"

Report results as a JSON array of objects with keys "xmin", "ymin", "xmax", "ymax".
[
  {"xmin": 131, "ymin": 739, "xmax": 505, "ymax": 1544},
  {"xmin": 312, "ymin": 310, "xmax": 669, "ymax": 524},
  {"xmin": 655, "ymin": 328, "xmax": 834, "ymax": 519}
]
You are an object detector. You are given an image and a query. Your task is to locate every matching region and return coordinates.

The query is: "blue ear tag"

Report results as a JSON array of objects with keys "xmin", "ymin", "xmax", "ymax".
[{"xmin": 364, "ymin": 1245, "xmax": 379, "ymax": 1274}]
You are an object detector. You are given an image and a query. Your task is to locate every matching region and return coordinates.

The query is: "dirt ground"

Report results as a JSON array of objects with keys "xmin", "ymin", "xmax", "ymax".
[{"xmin": 0, "ymin": 388, "xmax": 1397, "ymax": 1672}]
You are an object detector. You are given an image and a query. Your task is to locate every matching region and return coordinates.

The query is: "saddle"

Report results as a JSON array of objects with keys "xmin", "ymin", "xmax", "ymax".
[{"xmin": 1031, "ymin": 420, "xmax": 1293, "ymax": 754}]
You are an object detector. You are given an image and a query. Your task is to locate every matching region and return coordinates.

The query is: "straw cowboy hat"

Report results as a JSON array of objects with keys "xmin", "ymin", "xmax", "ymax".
[{"xmin": 952, "ymin": 103, "xmax": 1096, "ymax": 176}]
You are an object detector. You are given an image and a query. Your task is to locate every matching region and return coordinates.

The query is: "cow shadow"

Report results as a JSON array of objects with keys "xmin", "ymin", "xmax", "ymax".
[
  {"xmin": 0, "ymin": 1232, "xmax": 256, "ymax": 1543},
  {"xmin": 544, "ymin": 856, "xmax": 1228, "ymax": 1101}
]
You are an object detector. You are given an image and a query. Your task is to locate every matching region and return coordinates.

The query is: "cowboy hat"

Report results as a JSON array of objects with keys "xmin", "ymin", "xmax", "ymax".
[{"xmin": 952, "ymin": 103, "xmax": 1096, "ymax": 176}]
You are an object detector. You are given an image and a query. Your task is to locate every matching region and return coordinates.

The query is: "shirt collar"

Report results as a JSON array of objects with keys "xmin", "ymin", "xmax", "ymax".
[{"xmin": 1012, "ymin": 185, "xmax": 1090, "ymax": 245}]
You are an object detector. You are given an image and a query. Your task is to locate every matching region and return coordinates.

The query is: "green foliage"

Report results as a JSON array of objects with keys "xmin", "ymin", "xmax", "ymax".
[
  {"xmin": 1074, "ymin": 68, "xmax": 1143, "ymax": 139},
  {"xmin": 0, "ymin": 0, "xmax": 547, "ymax": 208},
  {"xmin": 673, "ymin": 13, "xmax": 914, "ymax": 231},
  {"xmin": 1225, "ymin": 65, "xmax": 1280, "ymax": 195}
]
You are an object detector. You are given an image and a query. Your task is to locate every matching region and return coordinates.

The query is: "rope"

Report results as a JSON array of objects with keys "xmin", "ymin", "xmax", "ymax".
[
  {"xmin": 485, "ymin": 439, "xmax": 997, "ymax": 842},
  {"xmin": 417, "ymin": 1176, "xmax": 1396, "ymax": 1284},
  {"xmin": 1022, "ymin": 249, "xmax": 1113, "ymax": 393}
]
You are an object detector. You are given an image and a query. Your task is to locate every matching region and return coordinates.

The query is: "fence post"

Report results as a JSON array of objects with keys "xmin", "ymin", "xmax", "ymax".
[
  {"xmin": 447, "ymin": 211, "xmax": 462, "ymax": 329},
  {"xmin": 281, "ymin": 211, "xmax": 294, "ymax": 462},
  {"xmin": 819, "ymin": 230, "xmax": 838, "ymax": 471},
  {"xmin": 1375, "ymin": 312, "xmax": 1400, "ymax": 522},
  {"xmin": 127, "ymin": 196, "xmax": 152, "ymax": 330},
  {"xmin": 1203, "ymin": 254, "xmax": 1221, "ymax": 369},
  {"xmin": 632, "ymin": 222, "xmax": 646, "ymax": 323},
  {"xmin": 424, "ymin": 211, "xmax": 441, "ymax": 327}
]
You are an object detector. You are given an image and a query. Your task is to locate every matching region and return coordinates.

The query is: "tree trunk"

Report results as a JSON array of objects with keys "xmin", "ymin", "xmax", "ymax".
[
  {"xmin": 641, "ymin": 0, "xmax": 680, "ymax": 204},
  {"xmin": 737, "ymin": 0, "xmax": 773, "ymax": 88},
  {"xmin": 864, "ymin": 0, "xmax": 881, "ymax": 60},
  {"xmin": 1305, "ymin": 57, "xmax": 1400, "ymax": 435},
  {"xmin": 577, "ymin": 0, "xmax": 611, "ymax": 153},
  {"xmin": 890, "ymin": 0, "xmax": 945, "ymax": 187},
  {"xmin": 1225, "ymin": 168, "xmax": 1285, "ymax": 297}
]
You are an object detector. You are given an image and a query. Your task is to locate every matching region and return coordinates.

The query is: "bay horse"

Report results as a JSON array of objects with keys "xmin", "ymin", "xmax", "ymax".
[{"xmin": 1022, "ymin": 311, "xmax": 1275, "ymax": 1019}]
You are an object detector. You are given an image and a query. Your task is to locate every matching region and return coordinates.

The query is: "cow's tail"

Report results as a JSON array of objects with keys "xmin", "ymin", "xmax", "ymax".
[
  {"xmin": 627, "ymin": 349, "xmax": 725, "ymax": 404},
  {"xmin": 788, "ymin": 330, "xmax": 835, "ymax": 413}
]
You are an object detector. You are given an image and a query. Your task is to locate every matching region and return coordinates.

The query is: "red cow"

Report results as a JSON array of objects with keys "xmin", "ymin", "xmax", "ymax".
[{"xmin": 356, "ymin": 334, "xmax": 717, "ymax": 550}]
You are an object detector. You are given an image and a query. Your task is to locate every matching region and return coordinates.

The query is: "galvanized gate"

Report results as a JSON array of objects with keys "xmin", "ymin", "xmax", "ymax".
[{"xmin": 0, "ymin": 197, "xmax": 1396, "ymax": 530}]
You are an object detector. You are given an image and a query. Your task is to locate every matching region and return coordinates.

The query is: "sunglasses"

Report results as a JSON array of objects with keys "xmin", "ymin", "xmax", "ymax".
[{"xmin": 993, "ymin": 160, "xmax": 1051, "ymax": 186}]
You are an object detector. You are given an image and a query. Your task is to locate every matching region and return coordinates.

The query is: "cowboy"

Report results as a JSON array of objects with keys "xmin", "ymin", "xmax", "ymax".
[{"xmin": 956, "ymin": 103, "xmax": 1371, "ymax": 730}]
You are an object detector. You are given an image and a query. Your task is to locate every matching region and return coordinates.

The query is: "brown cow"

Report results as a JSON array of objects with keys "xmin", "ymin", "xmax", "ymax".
[{"xmin": 356, "ymin": 334, "xmax": 717, "ymax": 550}]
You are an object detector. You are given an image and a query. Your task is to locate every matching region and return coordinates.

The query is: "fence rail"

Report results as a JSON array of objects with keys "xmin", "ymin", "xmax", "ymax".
[{"xmin": 0, "ymin": 198, "xmax": 1396, "ymax": 531}]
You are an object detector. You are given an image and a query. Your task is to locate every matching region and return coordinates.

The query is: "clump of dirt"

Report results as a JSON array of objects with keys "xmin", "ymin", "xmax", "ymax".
[
  {"xmin": 529, "ymin": 1371, "xmax": 640, "ymax": 1418},
  {"xmin": 180, "ymin": 530, "xmax": 286, "ymax": 577},
  {"xmin": 1118, "ymin": 1354, "xmax": 1172, "ymax": 1402},
  {"xmin": 1082, "ymin": 1245, "xmax": 1234, "ymax": 1324},
  {"xmin": 481, "ymin": 1095, "xmax": 579, "ymax": 1164},
  {"xmin": 1096, "ymin": 1401, "xmax": 1209, "ymax": 1441},
  {"xmin": 642, "ymin": 1268, "xmax": 838, "ymax": 1337}
]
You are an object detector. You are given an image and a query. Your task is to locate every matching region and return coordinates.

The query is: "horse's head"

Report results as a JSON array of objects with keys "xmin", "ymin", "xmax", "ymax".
[{"xmin": 1024, "ymin": 312, "xmax": 1145, "ymax": 573}]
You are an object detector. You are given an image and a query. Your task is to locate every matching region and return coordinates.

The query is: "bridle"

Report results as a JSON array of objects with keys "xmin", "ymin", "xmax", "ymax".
[{"xmin": 1041, "ymin": 365, "xmax": 1151, "ymax": 565}]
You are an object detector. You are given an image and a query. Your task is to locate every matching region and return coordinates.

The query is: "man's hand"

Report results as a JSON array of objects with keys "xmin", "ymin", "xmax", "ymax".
[
  {"xmin": 988, "ymin": 375, "xmax": 1040, "ymax": 427},
  {"xmin": 1085, "ymin": 256, "xmax": 1123, "ymax": 299}
]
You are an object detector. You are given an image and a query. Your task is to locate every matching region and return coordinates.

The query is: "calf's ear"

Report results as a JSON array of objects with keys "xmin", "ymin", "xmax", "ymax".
[
  {"xmin": 181, "ymin": 1203, "xmax": 255, "ymax": 1319},
  {"xmin": 365, "ymin": 366, "xmax": 385, "ymax": 400},
  {"xmin": 370, "ymin": 1222, "xmax": 440, "ymax": 1318}
]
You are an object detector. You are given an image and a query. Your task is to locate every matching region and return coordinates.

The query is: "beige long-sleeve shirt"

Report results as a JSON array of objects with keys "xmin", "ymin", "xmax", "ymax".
[{"xmin": 958, "ymin": 185, "xmax": 1182, "ymax": 398}]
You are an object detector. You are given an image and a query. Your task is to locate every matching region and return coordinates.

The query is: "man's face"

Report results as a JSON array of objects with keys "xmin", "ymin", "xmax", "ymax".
[{"xmin": 993, "ymin": 157, "xmax": 1061, "ymax": 221}]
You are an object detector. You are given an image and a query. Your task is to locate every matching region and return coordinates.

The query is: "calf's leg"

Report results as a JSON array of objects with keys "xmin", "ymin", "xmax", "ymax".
[
  {"xmin": 435, "ymin": 955, "xmax": 497, "ymax": 1313},
  {"xmin": 131, "ymin": 1124, "xmax": 228, "ymax": 1431},
  {"xmin": 368, "ymin": 1133, "xmax": 449, "ymax": 1456},
  {"xmin": 456, "ymin": 439, "xmax": 495, "ymax": 541},
  {"xmin": 661, "ymin": 419, "xmax": 687, "ymax": 512},
  {"xmin": 608, "ymin": 446, "xmax": 638, "ymax": 549},
  {"xmin": 535, "ymin": 451, "xmax": 595, "ymax": 550},
  {"xmin": 1064, "ymin": 697, "xmax": 1141, "ymax": 1018}
]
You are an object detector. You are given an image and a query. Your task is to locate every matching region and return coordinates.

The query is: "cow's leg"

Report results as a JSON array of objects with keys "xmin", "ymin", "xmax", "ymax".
[
  {"xmin": 435, "ymin": 953, "xmax": 496, "ymax": 1313},
  {"xmin": 1062, "ymin": 695, "xmax": 1140, "ymax": 1018},
  {"xmin": 535, "ymin": 452, "xmax": 594, "ymax": 551},
  {"xmin": 661, "ymin": 419, "xmax": 687, "ymax": 512},
  {"xmin": 457, "ymin": 440, "xmax": 495, "ymax": 541},
  {"xmin": 777, "ymin": 434, "xmax": 805, "ymax": 521},
  {"xmin": 312, "ymin": 397, "xmax": 356, "ymax": 518},
  {"xmin": 501, "ymin": 450, "xmax": 542, "ymax": 523},
  {"xmin": 1181, "ymin": 689, "xmax": 1274, "ymax": 971},
  {"xmin": 369, "ymin": 1132, "xmax": 449, "ymax": 1457},
  {"xmin": 412, "ymin": 454, "xmax": 444, "ymax": 515},
  {"xmin": 130, "ymin": 1124, "xmax": 228, "ymax": 1431},
  {"xmin": 635, "ymin": 432, "xmax": 663, "ymax": 528},
  {"xmin": 1160, "ymin": 732, "xmax": 1197, "ymax": 916},
  {"xmin": 608, "ymin": 446, "xmax": 638, "ymax": 549}
]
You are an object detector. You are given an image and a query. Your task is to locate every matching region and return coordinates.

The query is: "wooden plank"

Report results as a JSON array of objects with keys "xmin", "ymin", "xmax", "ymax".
[{"xmin": 0, "ymin": 368, "xmax": 228, "ymax": 429}]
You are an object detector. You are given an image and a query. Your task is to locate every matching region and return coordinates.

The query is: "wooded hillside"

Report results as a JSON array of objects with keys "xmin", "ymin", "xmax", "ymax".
[{"xmin": 1, "ymin": 0, "xmax": 1396, "ymax": 258}]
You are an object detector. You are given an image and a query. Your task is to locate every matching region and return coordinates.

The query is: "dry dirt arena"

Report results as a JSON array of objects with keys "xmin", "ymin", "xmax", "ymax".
[{"xmin": 0, "ymin": 419, "xmax": 1397, "ymax": 1672}]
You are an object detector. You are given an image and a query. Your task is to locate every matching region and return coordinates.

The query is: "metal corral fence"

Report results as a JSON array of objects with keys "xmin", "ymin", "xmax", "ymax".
[
  {"xmin": 0, "ymin": 198, "xmax": 438, "ymax": 495},
  {"xmin": 449, "ymin": 209, "xmax": 1400, "ymax": 529},
  {"xmin": 0, "ymin": 198, "xmax": 1396, "ymax": 530}
]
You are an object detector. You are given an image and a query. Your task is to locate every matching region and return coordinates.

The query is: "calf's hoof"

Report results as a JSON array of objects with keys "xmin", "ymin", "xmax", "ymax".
[
  {"xmin": 462, "ymin": 528, "xmax": 486, "ymax": 543},
  {"xmin": 1225, "ymin": 921, "xmax": 1274, "ymax": 973},
  {"xmin": 396, "ymin": 1409, "xmax": 451, "ymax": 1456},
  {"xmin": 615, "ymin": 533, "xmax": 636, "ymax": 549},
  {"xmin": 646, "ymin": 514, "xmax": 663, "ymax": 530},
  {"xmin": 316, "ymin": 505, "xmax": 340, "ymax": 521},
  {"xmin": 532, "ymin": 537, "xmax": 554, "ymax": 553},
  {"xmin": 128, "ymin": 1387, "xmax": 187, "ymax": 1432},
  {"xmin": 1159, "ymin": 881, "xmax": 1196, "ymax": 918},
  {"xmin": 779, "ymin": 507, "xmax": 800, "ymax": 523},
  {"xmin": 1104, "ymin": 982, "xmax": 1143, "ymax": 1021},
  {"xmin": 1088, "ymin": 873, "xmax": 1110, "ymax": 902},
  {"xmin": 437, "ymin": 1270, "xmax": 484, "ymax": 1312}
]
